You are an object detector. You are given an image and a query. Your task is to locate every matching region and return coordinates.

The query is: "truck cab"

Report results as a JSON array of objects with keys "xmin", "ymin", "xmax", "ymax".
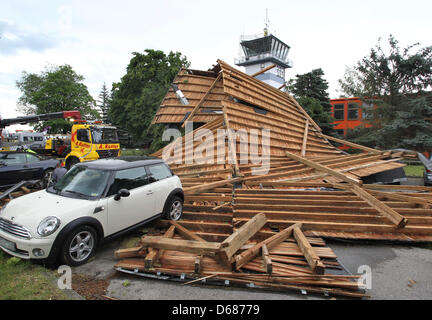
[{"xmin": 65, "ymin": 123, "xmax": 121, "ymax": 169}]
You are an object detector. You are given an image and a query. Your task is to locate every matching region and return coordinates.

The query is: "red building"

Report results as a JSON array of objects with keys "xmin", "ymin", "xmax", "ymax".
[{"xmin": 330, "ymin": 97, "xmax": 374, "ymax": 136}]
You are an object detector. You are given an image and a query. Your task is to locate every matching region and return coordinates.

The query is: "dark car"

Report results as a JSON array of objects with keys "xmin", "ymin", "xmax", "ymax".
[{"xmin": 0, "ymin": 151, "xmax": 60, "ymax": 189}]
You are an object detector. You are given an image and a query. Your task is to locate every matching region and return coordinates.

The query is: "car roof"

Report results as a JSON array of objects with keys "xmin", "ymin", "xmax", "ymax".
[{"xmin": 76, "ymin": 156, "xmax": 166, "ymax": 170}]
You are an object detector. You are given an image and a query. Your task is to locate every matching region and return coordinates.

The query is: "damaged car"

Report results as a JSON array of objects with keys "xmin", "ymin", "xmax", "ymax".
[{"xmin": 0, "ymin": 158, "xmax": 183, "ymax": 266}]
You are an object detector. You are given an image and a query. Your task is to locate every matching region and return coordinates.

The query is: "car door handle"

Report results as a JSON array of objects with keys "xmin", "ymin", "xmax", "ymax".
[{"xmin": 147, "ymin": 190, "xmax": 154, "ymax": 195}]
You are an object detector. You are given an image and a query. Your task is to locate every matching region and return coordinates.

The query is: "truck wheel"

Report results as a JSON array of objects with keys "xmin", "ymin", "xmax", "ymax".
[
  {"xmin": 165, "ymin": 196, "xmax": 183, "ymax": 221},
  {"xmin": 66, "ymin": 157, "xmax": 79, "ymax": 170},
  {"xmin": 60, "ymin": 225, "xmax": 98, "ymax": 266}
]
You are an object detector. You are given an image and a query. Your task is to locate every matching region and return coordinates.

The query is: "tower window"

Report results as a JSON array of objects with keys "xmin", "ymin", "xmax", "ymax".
[{"xmin": 276, "ymin": 66, "xmax": 285, "ymax": 79}]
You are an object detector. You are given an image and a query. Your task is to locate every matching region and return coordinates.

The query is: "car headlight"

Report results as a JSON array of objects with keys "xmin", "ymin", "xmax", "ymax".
[{"xmin": 37, "ymin": 216, "xmax": 61, "ymax": 237}]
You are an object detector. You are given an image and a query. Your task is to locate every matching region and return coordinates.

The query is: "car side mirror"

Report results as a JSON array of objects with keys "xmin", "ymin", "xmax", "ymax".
[{"xmin": 114, "ymin": 188, "xmax": 130, "ymax": 201}]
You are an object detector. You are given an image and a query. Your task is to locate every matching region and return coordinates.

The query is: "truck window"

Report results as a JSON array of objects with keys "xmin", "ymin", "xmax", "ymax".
[{"xmin": 77, "ymin": 129, "xmax": 90, "ymax": 143}]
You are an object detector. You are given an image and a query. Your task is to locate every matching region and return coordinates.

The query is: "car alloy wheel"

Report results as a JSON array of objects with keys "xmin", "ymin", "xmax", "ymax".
[
  {"xmin": 68, "ymin": 230, "xmax": 95, "ymax": 262},
  {"xmin": 169, "ymin": 199, "xmax": 183, "ymax": 221}
]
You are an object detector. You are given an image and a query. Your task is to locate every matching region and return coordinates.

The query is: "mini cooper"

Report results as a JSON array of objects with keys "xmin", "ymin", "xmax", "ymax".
[{"xmin": 0, "ymin": 157, "xmax": 183, "ymax": 266}]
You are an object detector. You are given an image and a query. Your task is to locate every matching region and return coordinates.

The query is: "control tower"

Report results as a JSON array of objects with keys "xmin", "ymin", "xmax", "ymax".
[{"xmin": 235, "ymin": 25, "xmax": 292, "ymax": 88}]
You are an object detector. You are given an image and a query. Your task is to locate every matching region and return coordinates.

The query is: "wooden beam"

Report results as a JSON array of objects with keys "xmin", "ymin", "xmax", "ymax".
[
  {"xmin": 114, "ymin": 246, "xmax": 147, "ymax": 259},
  {"xmin": 194, "ymin": 255, "xmax": 203, "ymax": 274},
  {"xmin": 144, "ymin": 225, "xmax": 175, "ymax": 269},
  {"xmin": 261, "ymin": 244, "xmax": 273, "ymax": 274},
  {"xmin": 219, "ymin": 213, "xmax": 267, "ymax": 267},
  {"xmin": 320, "ymin": 134, "xmax": 381, "ymax": 155},
  {"xmin": 169, "ymin": 220, "xmax": 207, "ymax": 242},
  {"xmin": 301, "ymin": 119, "xmax": 309, "ymax": 157},
  {"xmin": 365, "ymin": 189, "xmax": 432, "ymax": 207},
  {"xmin": 223, "ymin": 105, "xmax": 241, "ymax": 177},
  {"xmin": 182, "ymin": 73, "xmax": 222, "ymax": 127},
  {"xmin": 293, "ymin": 226, "xmax": 325, "ymax": 275},
  {"xmin": 348, "ymin": 185, "xmax": 408, "ymax": 228},
  {"xmin": 251, "ymin": 64, "xmax": 276, "ymax": 77},
  {"xmin": 285, "ymin": 151, "xmax": 362, "ymax": 185},
  {"xmin": 183, "ymin": 177, "xmax": 244, "ymax": 195},
  {"xmin": 140, "ymin": 236, "xmax": 221, "ymax": 256},
  {"xmin": 235, "ymin": 223, "xmax": 302, "ymax": 270}
]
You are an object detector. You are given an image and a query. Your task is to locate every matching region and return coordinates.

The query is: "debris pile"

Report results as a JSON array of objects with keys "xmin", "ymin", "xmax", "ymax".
[
  {"xmin": 115, "ymin": 215, "xmax": 367, "ymax": 298},
  {"xmin": 115, "ymin": 59, "xmax": 432, "ymax": 297}
]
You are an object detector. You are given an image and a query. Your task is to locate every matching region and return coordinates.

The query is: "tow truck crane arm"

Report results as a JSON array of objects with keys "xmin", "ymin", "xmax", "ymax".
[{"xmin": 0, "ymin": 111, "xmax": 81, "ymax": 139}]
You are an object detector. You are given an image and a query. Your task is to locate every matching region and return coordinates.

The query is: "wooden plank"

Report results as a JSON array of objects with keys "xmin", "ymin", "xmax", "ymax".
[
  {"xmin": 114, "ymin": 247, "xmax": 147, "ymax": 259},
  {"xmin": 285, "ymin": 151, "xmax": 362, "ymax": 185},
  {"xmin": 194, "ymin": 255, "xmax": 202, "ymax": 274},
  {"xmin": 293, "ymin": 226, "xmax": 325, "ymax": 275},
  {"xmin": 320, "ymin": 134, "xmax": 381, "ymax": 155},
  {"xmin": 223, "ymin": 105, "xmax": 241, "ymax": 177},
  {"xmin": 348, "ymin": 185, "xmax": 408, "ymax": 228},
  {"xmin": 219, "ymin": 213, "xmax": 267, "ymax": 267},
  {"xmin": 140, "ymin": 236, "xmax": 221, "ymax": 256},
  {"xmin": 365, "ymin": 189, "xmax": 432, "ymax": 207},
  {"xmin": 261, "ymin": 244, "xmax": 273, "ymax": 274},
  {"xmin": 144, "ymin": 225, "xmax": 176, "ymax": 269},
  {"xmin": 183, "ymin": 177, "xmax": 243, "ymax": 195},
  {"xmin": 169, "ymin": 220, "xmax": 207, "ymax": 242},
  {"xmin": 251, "ymin": 64, "xmax": 276, "ymax": 77},
  {"xmin": 234, "ymin": 223, "xmax": 302, "ymax": 270},
  {"xmin": 301, "ymin": 119, "xmax": 309, "ymax": 157}
]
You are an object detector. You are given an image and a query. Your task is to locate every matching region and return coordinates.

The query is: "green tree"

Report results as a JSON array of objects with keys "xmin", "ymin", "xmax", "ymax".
[
  {"xmin": 16, "ymin": 64, "xmax": 98, "ymax": 133},
  {"xmin": 287, "ymin": 68, "xmax": 334, "ymax": 135},
  {"xmin": 97, "ymin": 82, "xmax": 111, "ymax": 123},
  {"xmin": 339, "ymin": 35, "xmax": 432, "ymax": 151},
  {"xmin": 109, "ymin": 49, "xmax": 190, "ymax": 151}
]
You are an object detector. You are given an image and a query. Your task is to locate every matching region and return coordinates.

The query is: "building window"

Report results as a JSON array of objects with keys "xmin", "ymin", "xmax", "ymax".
[
  {"xmin": 333, "ymin": 104, "xmax": 344, "ymax": 120},
  {"xmin": 348, "ymin": 103, "xmax": 359, "ymax": 120},
  {"xmin": 276, "ymin": 66, "xmax": 285, "ymax": 79}
]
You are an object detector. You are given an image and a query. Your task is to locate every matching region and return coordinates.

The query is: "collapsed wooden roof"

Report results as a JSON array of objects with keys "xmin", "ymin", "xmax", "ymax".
[{"xmin": 151, "ymin": 60, "xmax": 432, "ymax": 242}]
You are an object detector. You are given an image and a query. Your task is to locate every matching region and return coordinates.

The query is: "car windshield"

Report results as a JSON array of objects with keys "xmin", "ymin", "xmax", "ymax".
[
  {"xmin": 49, "ymin": 166, "xmax": 111, "ymax": 199},
  {"xmin": 91, "ymin": 127, "xmax": 119, "ymax": 144}
]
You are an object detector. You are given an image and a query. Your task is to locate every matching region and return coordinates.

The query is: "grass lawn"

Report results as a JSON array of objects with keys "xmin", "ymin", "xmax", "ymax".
[
  {"xmin": 0, "ymin": 251, "xmax": 69, "ymax": 300},
  {"xmin": 120, "ymin": 148, "xmax": 148, "ymax": 156},
  {"xmin": 404, "ymin": 165, "xmax": 424, "ymax": 177}
]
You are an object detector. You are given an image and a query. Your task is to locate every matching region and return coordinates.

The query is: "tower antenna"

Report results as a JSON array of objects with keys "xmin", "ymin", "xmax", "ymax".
[{"xmin": 264, "ymin": 8, "xmax": 270, "ymax": 36}]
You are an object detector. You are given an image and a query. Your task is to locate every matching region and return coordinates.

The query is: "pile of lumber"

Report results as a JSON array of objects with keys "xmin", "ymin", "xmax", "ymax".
[
  {"xmin": 115, "ymin": 214, "xmax": 367, "ymax": 298},
  {"xmin": 0, "ymin": 182, "xmax": 34, "ymax": 208},
  {"xmin": 148, "ymin": 60, "xmax": 432, "ymax": 242},
  {"xmin": 115, "ymin": 60, "xmax": 432, "ymax": 297}
]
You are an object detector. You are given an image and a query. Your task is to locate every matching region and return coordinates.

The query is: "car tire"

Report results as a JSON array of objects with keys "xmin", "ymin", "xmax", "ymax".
[
  {"xmin": 60, "ymin": 225, "xmax": 98, "ymax": 266},
  {"xmin": 165, "ymin": 196, "xmax": 183, "ymax": 221}
]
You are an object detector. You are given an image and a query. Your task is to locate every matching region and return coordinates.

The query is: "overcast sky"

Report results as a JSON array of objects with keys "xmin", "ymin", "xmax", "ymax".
[{"xmin": 1, "ymin": 0, "xmax": 431, "ymax": 131}]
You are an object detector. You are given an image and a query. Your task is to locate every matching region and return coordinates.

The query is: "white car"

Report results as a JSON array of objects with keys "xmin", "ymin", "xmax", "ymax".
[{"xmin": 0, "ymin": 158, "xmax": 183, "ymax": 266}]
